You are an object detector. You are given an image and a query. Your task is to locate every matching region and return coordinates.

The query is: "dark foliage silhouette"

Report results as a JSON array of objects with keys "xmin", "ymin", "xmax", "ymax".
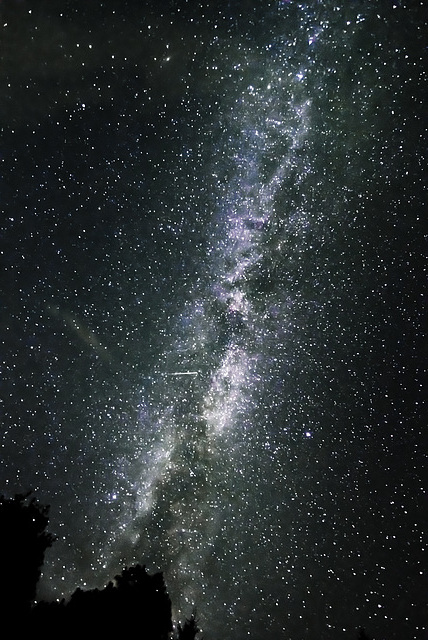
[
  {"xmin": 175, "ymin": 608, "xmax": 201, "ymax": 640},
  {"xmin": 31, "ymin": 564, "xmax": 173, "ymax": 637},
  {"xmin": 0, "ymin": 492, "xmax": 55, "ymax": 622},
  {"xmin": 0, "ymin": 492, "xmax": 374, "ymax": 638}
]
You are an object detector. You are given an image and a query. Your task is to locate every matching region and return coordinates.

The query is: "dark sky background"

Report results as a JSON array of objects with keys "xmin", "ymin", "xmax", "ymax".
[{"xmin": 1, "ymin": 1, "xmax": 426, "ymax": 638}]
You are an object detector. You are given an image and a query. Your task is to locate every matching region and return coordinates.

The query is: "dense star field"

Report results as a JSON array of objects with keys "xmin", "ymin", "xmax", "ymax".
[{"xmin": 1, "ymin": 1, "xmax": 426, "ymax": 638}]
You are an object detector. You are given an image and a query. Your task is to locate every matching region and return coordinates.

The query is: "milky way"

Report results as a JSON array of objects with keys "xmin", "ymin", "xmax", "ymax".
[{"xmin": 1, "ymin": 1, "xmax": 426, "ymax": 638}]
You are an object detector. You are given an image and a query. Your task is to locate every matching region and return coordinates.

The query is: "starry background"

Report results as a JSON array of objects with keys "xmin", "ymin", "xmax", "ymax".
[{"xmin": 0, "ymin": 0, "xmax": 426, "ymax": 638}]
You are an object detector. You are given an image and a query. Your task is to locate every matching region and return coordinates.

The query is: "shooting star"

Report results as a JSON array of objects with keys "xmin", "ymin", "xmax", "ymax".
[{"xmin": 162, "ymin": 371, "xmax": 199, "ymax": 377}]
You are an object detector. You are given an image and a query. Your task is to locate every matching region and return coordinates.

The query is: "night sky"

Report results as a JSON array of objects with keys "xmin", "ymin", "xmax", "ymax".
[{"xmin": 1, "ymin": 1, "xmax": 426, "ymax": 638}]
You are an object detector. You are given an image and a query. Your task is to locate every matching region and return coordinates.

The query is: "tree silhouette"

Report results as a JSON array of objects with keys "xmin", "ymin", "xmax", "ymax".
[
  {"xmin": 0, "ymin": 492, "xmax": 55, "ymax": 625},
  {"xmin": 0, "ymin": 489, "xmax": 378, "ymax": 639},
  {"xmin": 1, "ymin": 491, "xmax": 378, "ymax": 639},
  {"xmin": 31, "ymin": 564, "xmax": 173, "ymax": 637},
  {"xmin": 0, "ymin": 492, "xmax": 178, "ymax": 637},
  {"xmin": 175, "ymin": 608, "xmax": 202, "ymax": 640}
]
